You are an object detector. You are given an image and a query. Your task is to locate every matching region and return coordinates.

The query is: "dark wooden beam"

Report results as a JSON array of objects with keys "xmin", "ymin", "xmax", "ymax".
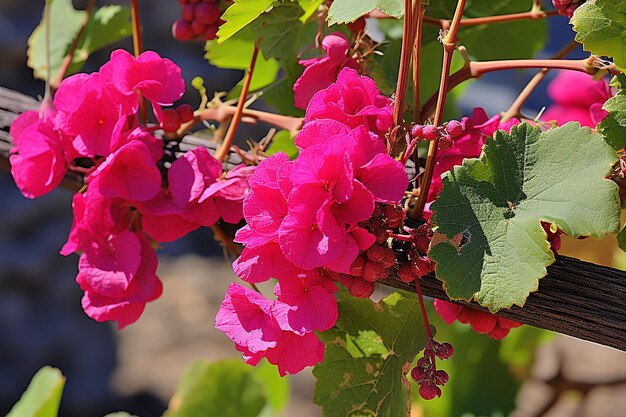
[{"xmin": 2, "ymin": 85, "xmax": 625, "ymax": 351}]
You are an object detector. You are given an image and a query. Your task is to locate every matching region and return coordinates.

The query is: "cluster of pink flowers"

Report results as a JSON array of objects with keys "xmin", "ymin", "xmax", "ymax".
[
  {"xmin": 216, "ymin": 67, "xmax": 407, "ymax": 375},
  {"xmin": 10, "ymin": 49, "xmax": 251, "ymax": 328}
]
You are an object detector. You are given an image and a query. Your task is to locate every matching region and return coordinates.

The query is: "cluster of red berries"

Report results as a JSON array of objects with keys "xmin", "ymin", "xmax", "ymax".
[
  {"xmin": 172, "ymin": 0, "xmax": 226, "ymax": 42},
  {"xmin": 396, "ymin": 222, "xmax": 435, "ymax": 284},
  {"xmin": 552, "ymin": 0, "xmax": 585, "ymax": 18},
  {"xmin": 327, "ymin": 203, "xmax": 405, "ymax": 298},
  {"xmin": 161, "ymin": 104, "xmax": 195, "ymax": 133},
  {"xmin": 411, "ymin": 340, "xmax": 454, "ymax": 400},
  {"xmin": 411, "ymin": 120, "xmax": 464, "ymax": 150}
]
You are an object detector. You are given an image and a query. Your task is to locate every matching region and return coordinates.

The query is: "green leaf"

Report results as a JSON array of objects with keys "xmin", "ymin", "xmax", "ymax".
[
  {"xmin": 572, "ymin": 0, "xmax": 626, "ymax": 72},
  {"xmin": 266, "ymin": 130, "xmax": 299, "ymax": 159},
  {"xmin": 27, "ymin": 2, "xmax": 131, "ymax": 81},
  {"xmin": 205, "ymin": 27, "xmax": 280, "ymax": 93},
  {"xmin": 599, "ymin": 74, "xmax": 626, "ymax": 150},
  {"xmin": 297, "ymin": 0, "xmax": 324, "ymax": 21},
  {"xmin": 217, "ymin": 0, "xmax": 274, "ymax": 44},
  {"xmin": 165, "ymin": 359, "xmax": 288, "ymax": 417},
  {"xmin": 313, "ymin": 291, "xmax": 427, "ymax": 417},
  {"xmin": 252, "ymin": 2, "xmax": 304, "ymax": 61},
  {"xmin": 7, "ymin": 366, "xmax": 66, "ymax": 417},
  {"xmin": 430, "ymin": 122, "xmax": 620, "ymax": 312},
  {"xmin": 327, "ymin": 0, "xmax": 404, "ymax": 25},
  {"xmin": 27, "ymin": 0, "xmax": 85, "ymax": 81}
]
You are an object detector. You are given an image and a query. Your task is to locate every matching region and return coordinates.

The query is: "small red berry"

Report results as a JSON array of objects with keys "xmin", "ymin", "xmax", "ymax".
[
  {"xmin": 349, "ymin": 278, "xmax": 375, "ymax": 298},
  {"xmin": 422, "ymin": 125, "xmax": 439, "ymax": 141},
  {"xmin": 397, "ymin": 265, "xmax": 415, "ymax": 283},
  {"xmin": 177, "ymin": 104, "xmax": 195, "ymax": 123},
  {"xmin": 203, "ymin": 25, "xmax": 219, "ymax": 41},
  {"xmin": 162, "ymin": 109, "xmax": 181, "ymax": 133},
  {"xmin": 445, "ymin": 120, "xmax": 464, "ymax": 137},
  {"xmin": 195, "ymin": 2, "xmax": 221, "ymax": 25},
  {"xmin": 411, "ymin": 124, "xmax": 424, "ymax": 138},
  {"xmin": 172, "ymin": 19, "xmax": 194, "ymax": 41},
  {"xmin": 182, "ymin": 4, "xmax": 196, "ymax": 21}
]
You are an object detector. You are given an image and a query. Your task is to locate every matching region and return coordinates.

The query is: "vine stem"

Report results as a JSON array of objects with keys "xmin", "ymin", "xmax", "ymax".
[
  {"xmin": 197, "ymin": 103, "xmax": 302, "ymax": 135},
  {"xmin": 51, "ymin": 0, "xmax": 96, "ymax": 90},
  {"xmin": 130, "ymin": 0, "xmax": 147, "ymax": 124},
  {"xmin": 390, "ymin": 0, "xmax": 416, "ymax": 152},
  {"xmin": 412, "ymin": 0, "xmax": 425, "ymax": 122},
  {"xmin": 420, "ymin": 56, "xmax": 602, "ymax": 120},
  {"xmin": 410, "ymin": 0, "xmax": 467, "ymax": 221},
  {"xmin": 422, "ymin": 9, "xmax": 558, "ymax": 29},
  {"xmin": 214, "ymin": 46, "xmax": 259, "ymax": 162},
  {"xmin": 415, "ymin": 279, "xmax": 433, "ymax": 341},
  {"xmin": 501, "ymin": 41, "xmax": 579, "ymax": 122}
]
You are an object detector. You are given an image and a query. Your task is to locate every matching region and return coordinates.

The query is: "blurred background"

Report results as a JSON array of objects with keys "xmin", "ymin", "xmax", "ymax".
[{"xmin": 0, "ymin": 1, "xmax": 624, "ymax": 416}]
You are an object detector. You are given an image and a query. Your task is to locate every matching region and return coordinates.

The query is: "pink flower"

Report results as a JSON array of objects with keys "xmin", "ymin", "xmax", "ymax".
[
  {"xmin": 542, "ymin": 71, "xmax": 611, "ymax": 128},
  {"xmin": 306, "ymin": 67, "xmax": 393, "ymax": 139},
  {"xmin": 88, "ymin": 140, "xmax": 163, "ymax": 202},
  {"xmin": 215, "ymin": 283, "xmax": 325, "ymax": 376},
  {"xmin": 54, "ymin": 72, "xmax": 129, "ymax": 157},
  {"xmin": 77, "ymin": 232, "xmax": 163, "ymax": 329},
  {"xmin": 293, "ymin": 32, "xmax": 359, "ymax": 110},
  {"xmin": 200, "ymin": 164, "xmax": 255, "ymax": 224},
  {"xmin": 100, "ymin": 49, "xmax": 185, "ymax": 117},
  {"xmin": 272, "ymin": 272, "xmax": 338, "ymax": 334},
  {"xmin": 433, "ymin": 299, "xmax": 522, "ymax": 340},
  {"xmin": 138, "ymin": 147, "xmax": 223, "ymax": 242},
  {"xmin": 61, "ymin": 190, "xmax": 132, "ymax": 256},
  {"xmin": 9, "ymin": 111, "xmax": 69, "ymax": 199}
]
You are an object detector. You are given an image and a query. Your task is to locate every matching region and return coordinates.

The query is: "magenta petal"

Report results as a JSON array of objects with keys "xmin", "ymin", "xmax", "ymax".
[
  {"xmin": 78, "ymin": 230, "xmax": 142, "ymax": 297},
  {"xmin": 264, "ymin": 331, "xmax": 325, "ymax": 376},
  {"xmin": 90, "ymin": 140, "xmax": 162, "ymax": 202},
  {"xmin": 279, "ymin": 214, "xmax": 339, "ymax": 270},
  {"xmin": 331, "ymin": 181, "xmax": 374, "ymax": 225},
  {"xmin": 295, "ymin": 119, "xmax": 350, "ymax": 150},
  {"xmin": 243, "ymin": 189, "xmax": 288, "ymax": 235},
  {"xmin": 272, "ymin": 274, "xmax": 338, "ymax": 334},
  {"xmin": 215, "ymin": 283, "xmax": 281, "ymax": 353},
  {"xmin": 323, "ymin": 234, "xmax": 359, "ymax": 274},
  {"xmin": 358, "ymin": 153, "xmax": 408, "ymax": 202},
  {"xmin": 232, "ymin": 236, "xmax": 302, "ymax": 283}
]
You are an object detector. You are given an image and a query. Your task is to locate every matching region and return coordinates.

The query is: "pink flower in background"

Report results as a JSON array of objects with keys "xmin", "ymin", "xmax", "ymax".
[
  {"xmin": 433, "ymin": 299, "xmax": 522, "ymax": 340},
  {"xmin": 542, "ymin": 71, "xmax": 611, "ymax": 128},
  {"xmin": 294, "ymin": 32, "xmax": 359, "ymax": 110},
  {"xmin": 306, "ymin": 67, "xmax": 393, "ymax": 139}
]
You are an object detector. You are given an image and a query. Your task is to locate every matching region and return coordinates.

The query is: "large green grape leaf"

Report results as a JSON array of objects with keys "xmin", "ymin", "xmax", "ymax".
[
  {"xmin": 572, "ymin": 0, "xmax": 626, "ymax": 72},
  {"xmin": 327, "ymin": 0, "xmax": 404, "ymax": 25},
  {"xmin": 599, "ymin": 74, "xmax": 626, "ymax": 150},
  {"xmin": 27, "ymin": 1, "xmax": 131, "ymax": 81},
  {"xmin": 251, "ymin": 2, "xmax": 304, "ymax": 61},
  {"xmin": 430, "ymin": 123, "xmax": 620, "ymax": 312},
  {"xmin": 6, "ymin": 367, "xmax": 65, "ymax": 417},
  {"xmin": 313, "ymin": 291, "xmax": 427, "ymax": 417},
  {"xmin": 217, "ymin": 0, "xmax": 274, "ymax": 44},
  {"xmin": 297, "ymin": 0, "xmax": 324, "ymax": 21},
  {"xmin": 164, "ymin": 359, "xmax": 288, "ymax": 417}
]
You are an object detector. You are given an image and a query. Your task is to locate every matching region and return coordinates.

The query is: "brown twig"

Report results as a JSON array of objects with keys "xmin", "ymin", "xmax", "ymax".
[
  {"xmin": 214, "ymin": 46, "xmax": 260, "ymax": 161},
  {"xmin": 421, "ymin": 56, "xmax": 601, "ymax": 121},
  {"xmin": 410, "ymin": 0, "xmax": 467, "ymax": 220},
  {"xmin": 412, "ymin": 0, "xmax": 425, "ymax": 122},
  {"xmin": 199, "ymin": 103, "xmax": 303, "ymax": 135},
  {"xmin": 130, "ymin": 0, "xmax": 147, "ymax": 124},
  {"xmin": 501, "ymin": 41, "xmax": 580, "ymax": 122}
]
